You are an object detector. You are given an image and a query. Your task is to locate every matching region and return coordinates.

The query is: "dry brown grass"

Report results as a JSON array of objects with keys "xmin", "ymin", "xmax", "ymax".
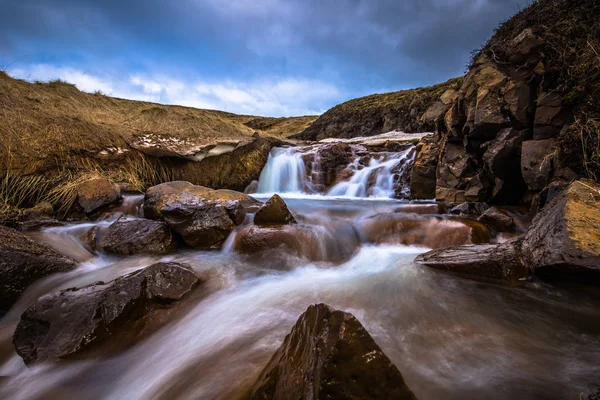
[{"xmin": 0, "ymin": 72, "xmax": 315, "ymax": 211}]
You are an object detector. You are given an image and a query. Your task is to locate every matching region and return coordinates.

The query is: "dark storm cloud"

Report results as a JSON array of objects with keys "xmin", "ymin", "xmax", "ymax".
[{"xmin": 1, "ymin": 0, "xmax": 530, "ymax": 99}]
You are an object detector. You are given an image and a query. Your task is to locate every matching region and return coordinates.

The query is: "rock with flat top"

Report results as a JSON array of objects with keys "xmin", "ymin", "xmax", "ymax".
[{"xmin": 254, "ymin": 194, "xmax": 296, "ymax": 226}]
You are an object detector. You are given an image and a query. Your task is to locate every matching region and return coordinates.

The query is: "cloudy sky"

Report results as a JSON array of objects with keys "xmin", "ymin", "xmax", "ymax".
[{"xmin": 1, "ymin": 0, "xmax": 529, "ymax": 116}]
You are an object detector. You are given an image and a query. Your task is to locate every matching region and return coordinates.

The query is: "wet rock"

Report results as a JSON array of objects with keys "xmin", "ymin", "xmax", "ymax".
[
  {"xmin": 409, "ymin": 135, "xmax": 441, "ymax": 199},
  {"xmin": 224, "ymin": 200, "xmax": 247, "ymax": 225},
  {"xmin": 0, "ymin": 226, "xmax": 78, "ymax": 311},
  {"xmin": 450, "ymin": 202, "xmax": 490, "ymax": 216},
  {"xmin": 158, "ymin": 192, "xmax": 235, "ymax": 249},
  {"xmin": 99, "ymin": 218, "xmax": 176, "ymax": 255},
  {"xmin": 478, "ymin": 207, "xmax": 515, "ymax": 232},
  {"xmin": 13, "ymin": 262, "xmax": 200, "ymax": 365},
  {"xmin": 143, "ymin": 181, "xmax": 260, "ymax": 219},
  {"xmin": 416, "ymin": 241, "xmax": 527, "ymax": 284},
  {"xmin": 522, "ymin": 180, "xmax": 600, "ymax": 282},
  {"xmin": 233, "ymin": 224, "xmax": 358, "ymax": 263},
  {"xmin": 249, "ymin": 303, "xmax": 417, "ymax": 400},
  {"xmin": 76, "ymin": 178, "xmax": 122, "ymax": 214},
  {"xmin": 358, "ymin": 214, "xmax": 490, "ymax": 248},
  {"xmin": 254, "ymin": 194, "xmax": 296, "ymax": 226},
  {"xmin": 521, "ymin": 139, "xmax": 556, "ymax": 191}
]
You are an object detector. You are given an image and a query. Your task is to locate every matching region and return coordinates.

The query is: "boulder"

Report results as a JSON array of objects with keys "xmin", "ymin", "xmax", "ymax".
[
  {"xmin": 233, "ymin": 224, "xmax": 359, "ymax": 263},
  {"xmin": 143, "ymin": 181, "xmax": 260, "ymax": 220},
  {"xmin": 158, "ymin": 192, "xmax": 236, "ymax": 249},
  {"xmin": 76, "ymin": 178, "xmax": 122, "ymax": 214},
  {"xmin": 224, "ymin": 200, "xmax": 247, "ymax": 225},
  {"xmin": 98, "ymin": 218, "xmax": 176, "ymax": 255},
  {"xmin": 249, "ymin": 303, "xmax": 417, "ymax": 400},
  {"xmin": 0, "ymin": 226, "xmax": 78, "ymax": 310},
  {"xmin": 521, "ymin": 139, "xmax": 556, "ymax": 191},
  {"xmin": 13, "ymin": 262, "xmax": 200, "ymax": 365},
  {"xmin": 254, "ymin": 194, "xmax": 296, "ymax": 226},
  {"xmin": 357, "ymin": 214, "xmax": 490, "ymax": 248},
  {"xmin": 478, "ymin": 207, "xmax": 515, "ymax": 232},
  {"xmin": 415, "ymin": 241, "xmax": 527, "ymax": 284},
  {"xmin": 521, "ymin": 180, "xmax": 600, "ymax": 281},
  {"xmin": 533, "ymin": 92, "xmax": 565, "ymax": 139}
]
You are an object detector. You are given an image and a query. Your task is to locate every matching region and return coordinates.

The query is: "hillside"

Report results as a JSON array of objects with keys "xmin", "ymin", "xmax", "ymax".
[
  {"xmin": 293, "ymin": 77, "xmax": 463, "ymax": 141},
  {"xmin": 0, "ymin": 72, "xmax": 316, "ymax": 212}
]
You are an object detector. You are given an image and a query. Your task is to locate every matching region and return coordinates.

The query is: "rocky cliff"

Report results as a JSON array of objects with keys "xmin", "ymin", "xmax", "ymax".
[
  {"xmin": 413, "ymin": 0, "xmax": 599, "ymax": 204},
  {"xmin": 293, "ymin": 78, "xmax": 463, "ymax": 141}
]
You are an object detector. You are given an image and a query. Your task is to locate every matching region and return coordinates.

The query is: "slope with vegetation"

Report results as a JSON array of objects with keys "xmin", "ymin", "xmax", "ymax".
[{"xmin": 0, "ymin": 72, "xmax": 316, "ymax": 216}]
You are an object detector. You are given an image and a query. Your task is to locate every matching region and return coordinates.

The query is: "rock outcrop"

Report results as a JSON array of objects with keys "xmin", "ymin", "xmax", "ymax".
[
  {"xmin": 521, "ymin": 180, "xmax": 600, "ymax": 281},
  {"xmin": 254, "ymin": 194, "xmax": 296, "ymax": 226},
  {"xmin": 0, "ymin": 226, "xmax": 78, "ymax": 310},
  {"xmin": 98, "ymin": 218, "xmax": 176, "ymax": 255},
  {"xmin": 13, "ymin": 262, "xmax": 200, "ymax": 365},
  {"xmin": 409, "ymin": 134, "xmax": 441, "ymax": 199},
  {"xmin": 249, "ymin": 303, "xmax": 417, "ymax": 400}
]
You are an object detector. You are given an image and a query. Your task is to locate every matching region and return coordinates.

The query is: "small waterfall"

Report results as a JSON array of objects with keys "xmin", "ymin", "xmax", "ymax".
[
  {"xmin": 256, "ymin": 144, "xmax": 415, "ymax": 199},
  {"xmin": 256, "ymin": 147, "xmax": 308, "ymax": 194}
]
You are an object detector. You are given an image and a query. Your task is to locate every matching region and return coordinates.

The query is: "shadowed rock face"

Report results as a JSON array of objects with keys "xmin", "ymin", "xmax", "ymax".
[
  {"xmin": 0, "ymin": 226, "xmax": 78, "ymax": 311},
  {"xmin": 249, "ymin": 303, "xmax": 417, "ymax": 400},
  {"xmin": 13, "ymin": 262, "xmax": 200, "ymax": 365},
  {"xmin": 254, "ymin": 194, "xmax": 296, "ymax": 226},
  {"xmin": 98, "ymin": 218, "xmax": 176, "ymax": 255}
]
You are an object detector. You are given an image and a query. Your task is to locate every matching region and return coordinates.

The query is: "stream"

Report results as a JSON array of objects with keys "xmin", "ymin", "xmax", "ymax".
[{"xmin": 0, "ymin": 144, "xmax": 599, "ymax": 399}]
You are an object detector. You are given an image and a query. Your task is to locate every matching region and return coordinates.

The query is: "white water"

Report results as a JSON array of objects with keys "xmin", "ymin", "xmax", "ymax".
[{"xmin": 255, "ymin": 145, "xmax": 416, "ymax": 199}]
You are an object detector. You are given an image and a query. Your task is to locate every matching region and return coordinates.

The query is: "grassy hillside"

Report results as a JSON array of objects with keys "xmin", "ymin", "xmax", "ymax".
[
  {"xmin": 0, "ymin": 72, "xmax": 316, "ymax": 213},
  {"xmin": 294, "ymin": 77, "xmax": 463, "ymax": 141}
]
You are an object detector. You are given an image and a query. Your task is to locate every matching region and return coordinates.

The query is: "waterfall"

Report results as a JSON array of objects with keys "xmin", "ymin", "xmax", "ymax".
[
  {"xmin": 256, "ymin": 147, "xmax": 308, "ymax": 194},
  {"xmin": 256, "ymin": 145, "xmax": 415, "ymax": 199}
]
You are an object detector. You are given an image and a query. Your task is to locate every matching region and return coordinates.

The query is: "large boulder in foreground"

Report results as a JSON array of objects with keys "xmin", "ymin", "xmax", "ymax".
[
  {"xmin": 76, "ymin": 178, "xmax": 122, "ymax": 214},
  {"xmin": 98, "ymin": 218, "xmax": 176, "ymax": 255},
  {"xmin": 249, "ymin": 303, "xmax": 417, "ymax": 400},
  {"xmin": 13, "ymin": 262, "xmax": 200, "ymax": 365},
  {"xmin": 0, "ymin": 226, "xmax": 78, "ymax": 311},
  {"xmin": 521, "ymin": 180, "xmax": 600, "ymax": 281},
  {"xmin": 254, "ymin": 194, "xmax": 296, "ymax": 226},
  {"xmin": 415, "ymin": 241, "xmax": 527, "ymax": 284},
  {"xmin": 143, "ymin": 181, "xmax": 259, "ymax": 219}
]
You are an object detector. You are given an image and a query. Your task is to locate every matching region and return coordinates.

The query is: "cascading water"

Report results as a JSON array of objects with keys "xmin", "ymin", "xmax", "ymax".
[
  {"xmin": 255, "ymin": 144, "xmax": 416, "ymax": 199},
  {"xmin": 327, "ymin": 147, "xmax": 414, "ymax": 198},
  {"xmin": 256, "ymin": 147, "xmax": 308, "ymax": 194}
]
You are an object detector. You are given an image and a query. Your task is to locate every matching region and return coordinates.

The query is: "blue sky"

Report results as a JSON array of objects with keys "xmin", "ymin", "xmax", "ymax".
[{"xmin": 1, "ymin": 0, "xmax": 530, "ymax": 116}]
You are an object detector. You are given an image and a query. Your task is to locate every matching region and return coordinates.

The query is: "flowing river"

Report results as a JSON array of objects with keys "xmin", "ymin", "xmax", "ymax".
[{"xmin": 0, "ymin": 144, "xmax": 599, "ymax": 399}]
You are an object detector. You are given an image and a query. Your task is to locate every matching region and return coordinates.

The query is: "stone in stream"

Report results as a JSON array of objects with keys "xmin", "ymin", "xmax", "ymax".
[
  {"xmin": 449, "ymin": 202, "xmax": 490, "ymax": 216},
  {"xmin": 521, "ymin": 180, "xmax": 600, "ymax": 281},
  {"xmin": 13, "ymin": 262, "xmax": 201, "ymax": 365},
  {"xmin": 249, "ymin": 303, "xmax": 417, "ymax": 400},
  {"xmin": 253, "ymin": 194, "xmax": 296, "ymax": 226},
  {"xmin": 0, "ymin": 226, "xmax": 78, "ymax": 311},
  {"xmin": 76, "ymin": 177, "xmax": 122, "ymax": 215},
  {"xmin": 143, "ymin": 181, "xmax": 260, "ymax": 219},
  {"xmin": 477, "ymin": 207, "xmax": 515, "ymax": 232},
  {"xmin": 415, "ymin": 241, "xmax": 527, "ymax": 284},
  {"xmin": 98, "ymin": 218, "xmax": 176, "ymax": 255}
]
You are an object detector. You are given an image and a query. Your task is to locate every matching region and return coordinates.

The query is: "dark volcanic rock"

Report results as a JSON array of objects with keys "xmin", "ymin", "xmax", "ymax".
[
  {"xmin": 99, "ymin": 218, "xmax": 176, "ymax": 255},
  {"xmin": 159, "ymin": 192, "xmax": 235, "ymax": 249},
  {"xmin": 224, "ymin": 200, "xmax": 247, "ymax": 225},
  {"xmin": 450, "ymin": 202, "xmax": 490, "ymax": 216},
  {"xmin": 13, "ymin": 262, "xmax": 200, "ymax": 365},
  {"xmin": 521, "ymin": 139, "xmax": 556, "ymax": 191},
  {"xmin": 478, "ymin": 207, "xmax": 515, "ymax": 232},
  {"xmin": 409, "ymin": 135, "xmax": 441, "ymax": 199},
  {"xmin": 522, "ymin": 180, "xmax": 600, "ymax": 281},
  {"xmin": 0, "ymin": 226, "xmax": 78, "ymax": 310},
  {"xmin": 249, "ymin": 303, "xmax": 417, "ymax": 400},
  {"xmin": 254, "ymin": 194, "xmax": 296, "ymax": 226},
  {"xmin": 416, "ymin": 241, "xmax": 527, "ymax": 284},
  {"xmin": 76, "ymin": 178, "xmax": 122, "ymax": 214}
]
